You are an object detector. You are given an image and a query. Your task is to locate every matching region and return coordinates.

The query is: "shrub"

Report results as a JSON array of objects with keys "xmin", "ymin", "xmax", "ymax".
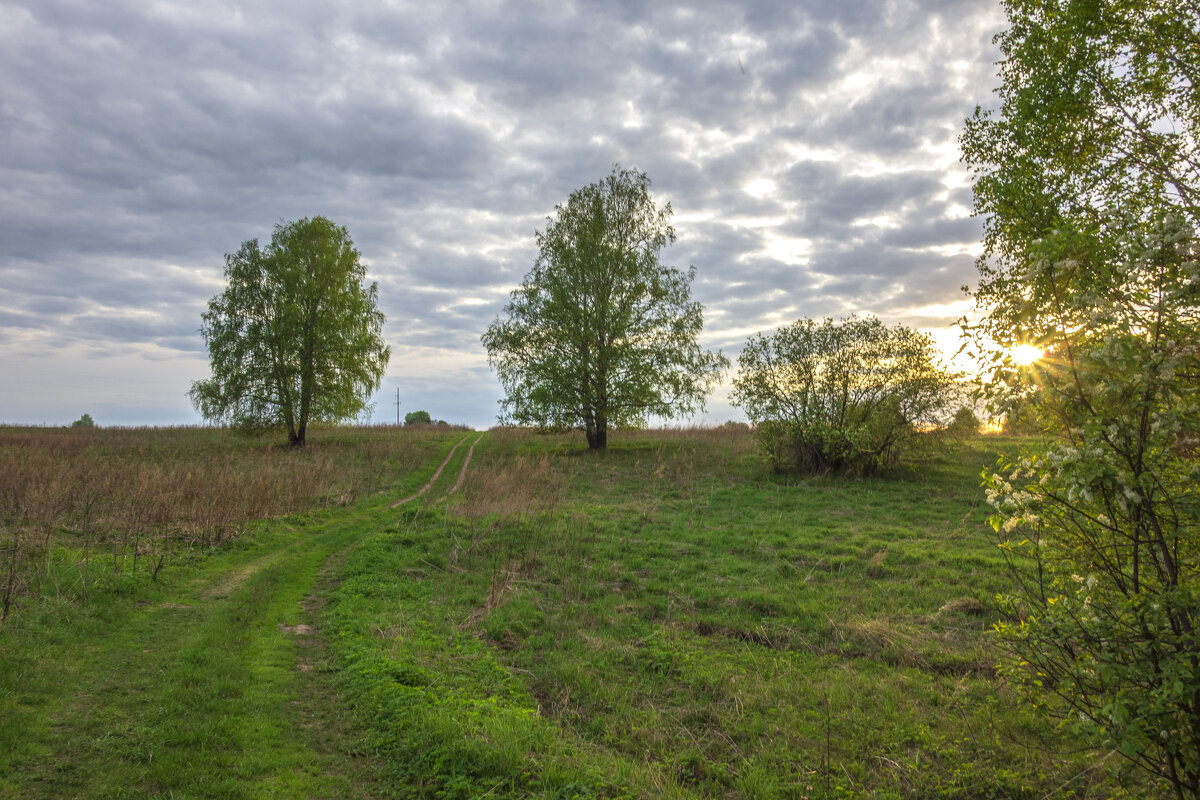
[
  {"xmin": 946, "ymin": 407, "xmax": 981, "ymax": 437},
  {"xmin": 731, "ymin": 316, "xmax": 958, "ymax": 475},
  {"xmin": 405, "ymin": 410, "xmax": 432, "ymax": 426}
]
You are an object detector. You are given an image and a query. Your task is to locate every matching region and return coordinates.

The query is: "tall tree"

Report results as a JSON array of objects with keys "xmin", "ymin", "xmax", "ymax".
[
  {"xmin": 190, "ymin": 216, "xmax": 390, "ymax": 446},
  {"xmin": 482, "ymin": 166, "xmax": 727, "ymax": 449},
  {"xmin": 962, "ymin": 0, "xmax": 1199, "ymax": 272},
  {"xmin": 961, "ymin": 2, "xmax": 1200, "ymax": 795}
]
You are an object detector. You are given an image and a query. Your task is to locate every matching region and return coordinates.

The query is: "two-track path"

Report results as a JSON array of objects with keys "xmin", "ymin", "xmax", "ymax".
[{"xmin": 0, "ymin": 432, "xmax": 483, "ymax": 800}]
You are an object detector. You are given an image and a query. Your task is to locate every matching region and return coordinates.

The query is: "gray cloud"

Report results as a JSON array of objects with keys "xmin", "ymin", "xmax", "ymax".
[{"xmin": 0, "ymin": 0, "xmax": 1005, "ymax": 427}]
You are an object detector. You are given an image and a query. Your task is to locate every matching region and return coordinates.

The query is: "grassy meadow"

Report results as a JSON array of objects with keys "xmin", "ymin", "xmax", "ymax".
[
  {"xmin": 329, "ymin": 427, "xmax": 1151, "ymax": 798},
  {"xmin": 0, "ymin": 424, "xmax": 455, "ymax": 619},
  {"xmin": 0, "ymin": 424, "xmax": 1159, "ymax": 798}
]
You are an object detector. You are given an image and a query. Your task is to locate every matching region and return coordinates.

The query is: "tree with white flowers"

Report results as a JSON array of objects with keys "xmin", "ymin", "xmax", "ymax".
[{"xmin": 961, "ymin": 1, "xmax": 1200, "ymax": 795}]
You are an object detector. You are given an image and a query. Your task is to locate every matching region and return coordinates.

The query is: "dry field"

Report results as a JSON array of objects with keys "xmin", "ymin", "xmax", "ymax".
[{"xmin": 0, "ymin": 424, "xmax": 456, "ymax": 619}]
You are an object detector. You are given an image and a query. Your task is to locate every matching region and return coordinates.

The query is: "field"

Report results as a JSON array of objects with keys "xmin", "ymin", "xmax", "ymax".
[
  {"xmin": 0, "ymin": 424, "xmax": 455, "ymax": 618},
  {"xmin": 0, "ymin": 425, "xmax": 1158, "ymax": 798}
]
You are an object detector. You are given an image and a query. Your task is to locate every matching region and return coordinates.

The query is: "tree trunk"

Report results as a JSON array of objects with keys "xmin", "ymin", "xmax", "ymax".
[
  {"xmin": 287, "ymin": 424, "xmax": 305, "ymax": 447},
  {"xmin": 586, "ymin": 418, "xmax": 607, "ymax": 450},
  {"xmin": 285, "ymin": 406, "xmax": 300, "ymax": 447},
  {"xmin": 587, "ymin": 373, "xmax": 608, "ymax": 450},
  {"xmin": 295, "ymin": 314, "xmax": 315, "ymax": 448}
]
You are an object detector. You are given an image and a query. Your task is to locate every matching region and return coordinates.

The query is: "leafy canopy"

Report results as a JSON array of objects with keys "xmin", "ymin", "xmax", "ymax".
[
  {"xmin": 731, "ymin": 316, "xmax": 958, "ymax": 475},
  {"xmin": 481, "ymin": 166, "xmax": 727, "ymax": 449},
  {"xmin": 961, "ymin": 0, "xmax": 1199, "ymax": 273},
  {"xmin": 404, "ymin": 410, "xmax": 432, "ymax": 426},
  {"xmin": 190, "ymin": 216, "xmax": 390, "ymax": 446},
  {"xmin": 961, "ymin": 1, "xmax": 1200, "ymax": 794}
]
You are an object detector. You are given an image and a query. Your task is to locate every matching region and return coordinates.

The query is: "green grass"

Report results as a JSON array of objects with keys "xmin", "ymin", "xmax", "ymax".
[
  {"xmin": 0, "ymin": 423, "xmax": 454, "ymax": 621},
  {"xmin": 322, "ymin": 428, "xmax": 1155, "ymax": 799},
  {"xmin": 0, "ymin": 430, "xmax": 473, "ymax": 799},
  {"xmin": 0, "ymin": 427, "xmax": 1162, "ymax": 798}
]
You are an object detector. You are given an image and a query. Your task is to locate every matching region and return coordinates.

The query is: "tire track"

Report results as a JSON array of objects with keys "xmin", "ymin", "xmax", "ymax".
[
  {"xmin": 4, "ymin": 435, "xmax": 481, "ymax": 799},
  {"xmin": 441, "ymin": 433, "xmax": 484, "ymax": 499},
  {"xmin": 389, "ymin": 433, "xmax": 471, "ymax": 507}
]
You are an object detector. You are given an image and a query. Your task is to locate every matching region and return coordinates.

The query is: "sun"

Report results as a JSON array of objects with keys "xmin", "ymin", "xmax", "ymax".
[{"xmin": 1011, "ymin": 344, "xmax": 1044, "ymax": 366}]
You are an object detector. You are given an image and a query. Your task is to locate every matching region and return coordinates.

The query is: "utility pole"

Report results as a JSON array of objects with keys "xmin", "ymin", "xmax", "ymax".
[{"xmin": 394, "ymin": 388, "xmax": 401, "ymax": 426}]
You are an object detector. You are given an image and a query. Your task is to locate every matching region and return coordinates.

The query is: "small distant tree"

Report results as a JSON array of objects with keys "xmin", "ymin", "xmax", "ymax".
[
  {"xmin": 482, "ymin": 166, "xmax": 727, "ymax": 449},
  {"xmin": 947, "ymin": 406, "xmax": 981, "ymax": 437},
  {"xmin": 190, "ymin": 216, "xmax": 390, "ymax": 447},
  {"xmin": 404, "ymin": 410, "xmax": 432, "ymax": 426},
  {"xmin": 731, "ymin": 316, "xmax": 958, "ymax": 475},
  {"xmin": 70, "ymin": 413, "xmax": 95, "ymax": 428}
]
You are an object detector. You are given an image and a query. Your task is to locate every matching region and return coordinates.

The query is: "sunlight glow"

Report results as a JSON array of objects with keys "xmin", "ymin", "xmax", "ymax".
[
  {"xmin": 754, "ymin": 231, "xmax": 812, "ymax": 266},
  {"xmin": 1011, "ymin": 344, "xmax": 1043, "ymax": 366},
  {"xmin": 980, "ymin": 417, "xmax": 1005, "ymax": 434},
  {"xmin": 742, "ymin": 178, "xmax": 776, "ymax": 199}
]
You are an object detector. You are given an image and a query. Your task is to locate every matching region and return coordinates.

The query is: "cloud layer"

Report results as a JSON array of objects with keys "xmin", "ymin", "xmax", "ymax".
[{"xmin": 0, "ymin": 0, "xmax": 1005, "ymax": 427}]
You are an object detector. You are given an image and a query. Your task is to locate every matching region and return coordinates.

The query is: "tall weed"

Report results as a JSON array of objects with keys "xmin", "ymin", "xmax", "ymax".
[{"xmin": 0, "ymin": 425, "xmax": 448, "ymax": 619}]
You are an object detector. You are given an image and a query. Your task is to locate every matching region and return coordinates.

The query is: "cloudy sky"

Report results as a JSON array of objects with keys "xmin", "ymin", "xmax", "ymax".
[{"xmin": 1, "ymin": 0, "xmax": 1006, "ymax": 429}]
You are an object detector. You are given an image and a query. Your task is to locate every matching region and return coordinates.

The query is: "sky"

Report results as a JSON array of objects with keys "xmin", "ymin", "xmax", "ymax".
[{"xmin": 1, "ymin": 0, "xmax": 1007, "ymax": 430}]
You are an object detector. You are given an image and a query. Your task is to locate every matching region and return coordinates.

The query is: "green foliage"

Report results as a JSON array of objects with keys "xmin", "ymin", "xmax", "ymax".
[
  {"xmin": 947, "ymin": 407, "xmax": 981, "ymax": 437},
  {"xmin": 405, "ymin": 410, "xmax": 432, "ymax": 426},
  {"xmin": 960, "ymin": 0, "xmax": 1200, "ymax": 270},
  {"xmin": 481, "ymin": 166, "xmax": 727, "ymax": 450},
  {"xmin": 999, "ymin": 394, "xmax": 1044, "ymax": 436},
  {"xmin": 731, "ymin": 316, "xmax": 959, "ymax": 475},
  {"xmin": 982, "ymin": 217, "xmax": 1200, "ymax": 795},
  {"xmin": 962, "ymin": 2, "xmax": 1200, "ymax": 794},
  {"xmin": 69, "ymin": 413, "xmax": 94, "ymax": 428},
  {"xmin": 189, "ymin": 216, "xmax": 390, "ymax": 446}
]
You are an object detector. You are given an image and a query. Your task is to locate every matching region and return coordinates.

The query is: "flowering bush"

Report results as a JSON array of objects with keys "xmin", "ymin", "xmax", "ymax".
[{"xmin": 981, "ymin": 215, "xmax": 1200, "ymax": 792}]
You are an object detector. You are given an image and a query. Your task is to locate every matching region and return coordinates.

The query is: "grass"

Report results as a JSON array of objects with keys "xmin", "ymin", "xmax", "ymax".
[
  {"xmin": 0, "ymin": 424, "xmax": 454, "ymax": 620},
  {"xmin": 0, "ymin": 425, "xmax": 1163, "ymax": 798},
  {"xmin": 0, "ymin": 429, "xmax": 472, "ymax": 799},
  {"xmin": 323, "ymin": 427, "xmax": 1156, "ymax": 799}
]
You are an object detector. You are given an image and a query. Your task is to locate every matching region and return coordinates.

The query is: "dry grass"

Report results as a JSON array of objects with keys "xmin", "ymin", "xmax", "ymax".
[
  {"xmin": 451, "ymin": 429, "xmax": 573, "ymax": 520},
  {"xmin": 0, "ymin": 424, "xmax": 450, "ymax": 619}
]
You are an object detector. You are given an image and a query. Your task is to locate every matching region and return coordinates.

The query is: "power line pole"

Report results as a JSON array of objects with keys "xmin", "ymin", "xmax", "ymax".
[{"xmin": 394, "ymin": 388, "xmax": 401, "ymax": 426}]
